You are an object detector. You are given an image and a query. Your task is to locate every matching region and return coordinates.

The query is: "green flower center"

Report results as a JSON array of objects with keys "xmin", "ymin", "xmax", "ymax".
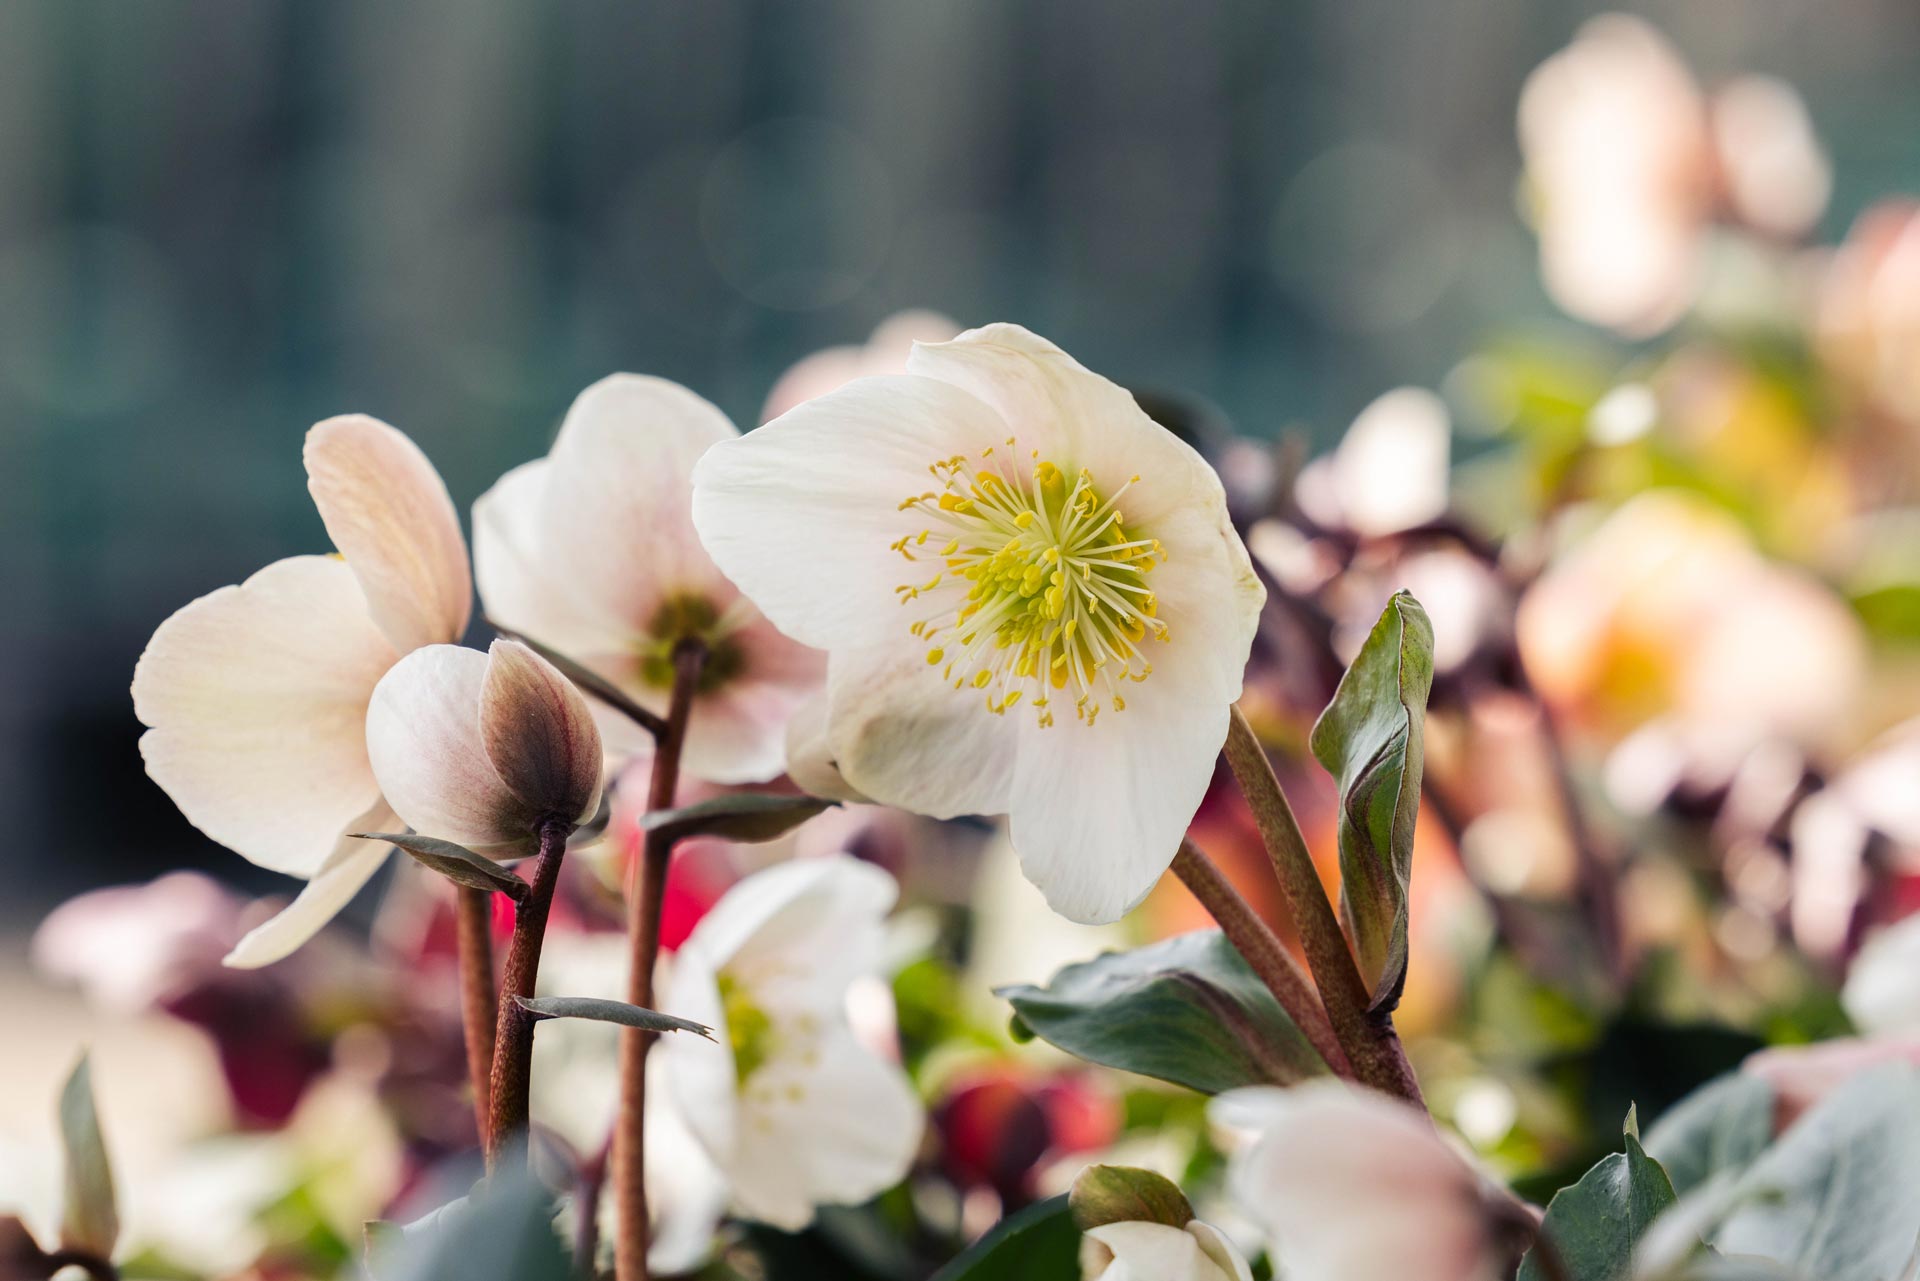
[
  {"xmin": 638, "ymin": 593, "xmax": 744, "ymax": 693},
  {"xmin": 893, "ymin": 441, "xmax": 1169, "ymax": 728},
  {"xmin": 717, "ymin": 971, "xmax": 776, "ymax": 1085}
]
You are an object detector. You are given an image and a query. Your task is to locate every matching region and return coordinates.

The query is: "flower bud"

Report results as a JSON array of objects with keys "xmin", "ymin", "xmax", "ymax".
[
  {"xmin": 1079, "ymin": 1219, "xmax": 1252, "ymax": 1281},
  {"xmin": 367, "ymin": 641, "xmax": 603, "ymax": 852}
]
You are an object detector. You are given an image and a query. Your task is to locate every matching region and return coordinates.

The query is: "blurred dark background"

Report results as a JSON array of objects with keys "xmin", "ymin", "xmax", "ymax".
[{"xmin": 3, "ymin": 0, "xmax": 1917, "ymax": 919}]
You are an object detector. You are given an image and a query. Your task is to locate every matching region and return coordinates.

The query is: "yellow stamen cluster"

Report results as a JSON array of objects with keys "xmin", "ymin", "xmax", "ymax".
[{"xmin": 893, "ymin": 438, "xmax": 1168, "ymax": 728}]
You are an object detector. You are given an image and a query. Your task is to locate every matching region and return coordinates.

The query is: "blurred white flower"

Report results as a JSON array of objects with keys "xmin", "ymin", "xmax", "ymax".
[
  {"xmin": 1081, "ymin": 1219, "xmax": 1253, "ymax": 1281},
  {"xmin": 1209, "ymin": 1082, "xmax": 1509, "ymax": 1281},
  {"xmin": 529, "ymin": 932, "xmax": 728, "ymax": 1275},
  {"xmin": 662, "ymin": 856, "xmax": 922, "ymax": 1230},
  {"xmin": 1844, "ymin": 913, "xmax": 1920, "ymax": 1037},
  {"xmin": 475, "ymin": 375, "xmax": 825, "ymax": 785},
  {"xmin": 1294, "ymin": 387, "xmax": 1451, "ymax": 538},
  {"xmin": 134, "ymin": 416, "xmax": 471, "ymax": 967},
  {"xmin": 365, "ymin": 639, "xmax": 603, "ymax": 851},
  {"xmin": 31, "ymin": 872, "xmax": 236, "ymax": 1011},
  {"xmin": 1519, "ymin": 15, "xmax": 1828, "ymax": 336},
  {"xmin": 762, "ymin": 310, "xmax": 961, "ymax": 422},
  {"xmin": 693, "ymin": 324, "xmax": 1265, "ymax": 923}
]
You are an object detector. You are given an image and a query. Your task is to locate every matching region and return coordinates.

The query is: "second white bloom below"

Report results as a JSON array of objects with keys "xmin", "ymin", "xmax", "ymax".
[{"xmin": 661, "ymin": 856, "xmax": 923, "ymax": 1231}]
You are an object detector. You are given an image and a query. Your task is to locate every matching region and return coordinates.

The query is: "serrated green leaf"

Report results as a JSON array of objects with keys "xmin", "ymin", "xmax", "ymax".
[
  {"xmin": 1309, "ymin": 591, "xmax": 1433, "ymax": 1010},
  {"xmin": 1069, "ymin": 1165, "xmax": 1193, "ymax": 1231},
  {"xmin": 1519, "ymin": 1115, "xmax": 1678, "ymax": 1281},
  {"xmin": 57, "ymin": 1054, "xmax": 118, "ymax": 1258},
  {"xmin": 513, "ymin": 995, "xmax": 714, "ymax": 1040},
  {"xmin": 359, "ymin": 832, "xmax": 529, "ymax": 901},
  {"xmin": 1644, "ymin": 1074, "xmax": 1777, "ymax": 1196},
  {"xmin": 996, "ymin": 931, "xmax": 1330, "ymax": 1095},
  {"xmin": 931, "ymin": 1195, "xmax": 1079, "ymax": 1281},
  {"xmin": 639, "ymin": 792, "xmax": 837, "ymax": 847}
]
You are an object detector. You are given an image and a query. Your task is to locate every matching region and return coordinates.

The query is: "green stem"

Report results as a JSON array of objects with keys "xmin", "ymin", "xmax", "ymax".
[{"xmin": 1220, "ymin": 705, "xmax": 1423, "ymax": 1105}]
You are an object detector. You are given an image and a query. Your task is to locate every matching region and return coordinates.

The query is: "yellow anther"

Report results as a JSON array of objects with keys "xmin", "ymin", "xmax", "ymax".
[
  {"xmin": 1015, "ymin": 511, "xmax": 1035, "ymax": 529},
  {"xmin": 941, "ymin": 538, "xmax": 959, "ymax": 555},
  {"xmin": 926, "ymin": 648, "xmax": 944, "ymax": 665},
  {"xmin": 972, "ymin": 670, "xmax": 992, "ymax": 689}
]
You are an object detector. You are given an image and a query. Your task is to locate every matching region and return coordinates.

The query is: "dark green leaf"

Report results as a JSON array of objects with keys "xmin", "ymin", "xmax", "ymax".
[
  {"xmin": 997, "ymin": 931, "xmax": 1330, "ymax": 1095},
  {"xmin": 513, "ymin": 995, "xmax": 714, "ymax": 1040},
  {"xmin": 360, "ymin": 832, "xmax": 529, "ymax": 902},
  {"xmin": 57, "ymin": 1054, "xmax": 117, "ymax": 1257},
  {"xmin": 1519, "ymin": 1112, "xmax": 1678, "ymax": 1281},
  {"xmin": 365, "ymin": 1157, "xmax": 573, "ymax": 1281},
  {"xmin": 1309, "ymin": 590, "xmax": 1433, "ymax": 1010},
  {"xmin": 1644, "ymin": 1074, "xmax": 1777, "ymax": 1196},
  {"xmin": 639, "ymin": 792, "xmax": 837, "ymax": 846},
  {"xmin": 1070, "ymin": 1165, "xmax": 1193, "ymax": 1231},
  {"xmin": 931, "ymin": 1195, "xmax": 1079, "ymax": 1281},
  {"xmin": 484, "ymin": 620, "xmax": 668, "ymax": 739}
]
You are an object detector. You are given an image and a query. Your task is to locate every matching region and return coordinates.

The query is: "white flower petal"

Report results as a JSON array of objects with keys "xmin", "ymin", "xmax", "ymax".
[
  {"xmin": 1185, "ymin": 1222, "xmax": 1256, "ymax": 1281},
  {"xmin": 691, "ymin": 373, "xmax": 1011, "ymax": 653},
  {"xmin": 1845, "ymin": 915, "xmax": 1920, "ymax": 1037},
  {"xmin": 1086, "ymin": 1221, "xmax": 1244, "ymax": 1281},
  {"xmin": 784, "ymin": 692, "xmax": 871, "ymax": 803},
  {"xmin": 724, "ymin": 1025, "xmax": 922, "ymax": 1230},
  {"xmin": 541, "ymin": 375, "xmax": 739, "ymax": 631},
  {"xmin": 826, "ymin": 639, "xmax": 1018, "ymax": 822},
  {"xmin": 365, "ymin": 645, "xmax": 534, "ymax": 850},
  {"xmin": 305, "ymin": 415, "xmax": 471, "ymax": 654},
  {"xmin": 478, "ymin": 639, "xmax": 604, "ymax": 825},
  {"xmin": 663, "ymin": 945, "xmax": 741, "ymax": 1167},
  {"xmin": 904, "ymin": 323, "xmax": 1221, "ymax": 530},
  {"xmin": 1008, "ymin": 677, "xmax": 1229, "ymax": 924},
  {"xmin": 222, "ymin": 820, "xmax": 394, "ymax": 969},
  {"xmin": 133, "ymin": 556, "xmax": 394, "ymax": 877},
  {"xmin": 473, "ymin": 458, "xmax": 638, "ymax": 660},
  {"xmin": 681, "ymin": 856, "xmax": 897, "ymax": 990}
]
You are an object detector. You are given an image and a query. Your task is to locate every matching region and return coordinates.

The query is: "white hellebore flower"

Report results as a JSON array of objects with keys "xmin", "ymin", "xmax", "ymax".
[
  {"xmin": 133, "ymin": 416, "xmax": 471, "ymax": 968},
  {"xmin": 1210, "ymin": 1082, "xmax": 1512, "ymax": 1281},
  {"xmin": 475, "ymin": 375, "xmax": 825, "ymax": 785},
  {"xmin": 692, "ymin": 324, "xmax": 1265, "ymax": 923},
  {"xmin": 662, "ymin": 855, "xmax": 923, "ymax": 1230},
  {"xmin": 365, "ymin": 639, "xmax": 604, "ymax": 851},
  {"xmin": 1081, "ymin": 1221, "xmax": 1252, "ymax": 1281}
]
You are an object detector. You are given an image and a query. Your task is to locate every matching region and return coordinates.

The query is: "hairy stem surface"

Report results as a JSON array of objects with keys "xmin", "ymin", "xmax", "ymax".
[
  {"xmin": 485, "ymin": 818, "xmax": 569, "ymax": 1169},
  {"xmin": 614, "ymin": 641, "xmax": 705, "ymax": 1281},
  {"xmin": 1221, "ymin": 706, "xmax": 1423, "ymax": 1105}
]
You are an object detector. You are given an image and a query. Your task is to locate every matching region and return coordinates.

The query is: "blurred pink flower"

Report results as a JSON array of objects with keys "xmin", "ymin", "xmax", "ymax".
[
  {"xmin": 761, "ymin": 311, "xmax": 960, "ymax": 423},
  {"xmin": 1743, "ymin": 1037, "xmax": 1920, "ymax": 1130},
  {"xmin": 32, "ymin": 872, "xmax": 240, "ymax": 1011},
  {"xmin": 1520, "ymin": 15, "xmax": 1828, "ymax": 336},
  {"xmin": 1819, "ymin": 202, "xmax": 1920, "ymax": 424},
  {"xmin": 1209, "ymin": 1083, "xmax": 1512, "ymax": 1281}
]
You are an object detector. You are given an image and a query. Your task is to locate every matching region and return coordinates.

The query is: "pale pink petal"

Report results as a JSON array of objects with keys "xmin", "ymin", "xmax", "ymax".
[
  {"xmin": 222, "ymin": 807, "xmax": 396, "ymax": 969},
  {"xmin": 679, "ymin": 613, "xmax": 826, "ymax": 785},
  {"xmin": 365, "ymin": 645, "xmax": 536, "ymax": 851},
  {"xmin": 306, "ymin": 415, "xmax": 471, "ymax": 653},
  {"xmin": 472, "ymin": 458, "xmax": 636, "ymax": 660},
  {"xmin": 133, "ymin": 556, "xmax": 395, "ymax": 877},
  {"xmin": 540, "ymin": 375, "xmax": 740, "ymax": 633}
]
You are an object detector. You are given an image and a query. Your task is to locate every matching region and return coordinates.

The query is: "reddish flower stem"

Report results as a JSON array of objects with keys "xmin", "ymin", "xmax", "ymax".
[
  {"xmin": 455, "ymin": 884, "xmax": 498, "ymax": 1150},
  {"xmin": 1220, "ymin": 705, "xmax": 1423, "ymax": 1105},
  {"xmin": 1171, "ymin": 839, "xmax": 1353, "ymax": 1078},
  {"xmin": 485, "ymin": 818, "xmax": 570, "ymax": 1170},
  {"xmin": 613, "ymin": 641, "xmax": 705, "ymax": 1281}
]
